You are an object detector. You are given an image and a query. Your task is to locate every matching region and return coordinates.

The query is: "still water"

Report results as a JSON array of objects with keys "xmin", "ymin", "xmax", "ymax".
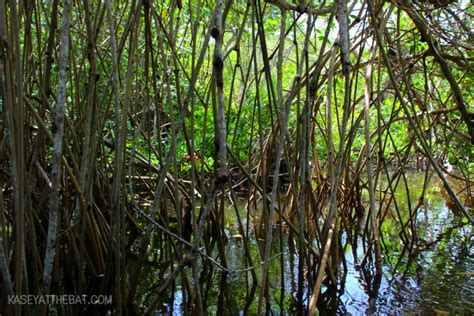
[{"xmin": 160, "ymin": 172, "xmax": 473, "ymax": 314}]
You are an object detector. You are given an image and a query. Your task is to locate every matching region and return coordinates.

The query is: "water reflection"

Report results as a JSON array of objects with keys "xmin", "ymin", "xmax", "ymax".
[{"xmin": 159, "ymin": 173, "xmax": 472, "ymax": 314}]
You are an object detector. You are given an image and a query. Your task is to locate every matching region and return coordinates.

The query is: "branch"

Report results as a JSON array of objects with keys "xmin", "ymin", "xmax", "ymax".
[
  {"xmin": 266, "ymin": 0, "xmax": 331, "ymax": 15},
  {"xmin": 401, "ymin": 0, "xmax": 474, "ymax": 143}
]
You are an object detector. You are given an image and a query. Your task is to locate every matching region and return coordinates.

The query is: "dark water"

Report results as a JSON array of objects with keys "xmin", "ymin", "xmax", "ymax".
[{"xmin": 161, "ymin": 173, "xmax": 473, "ymax": 315}]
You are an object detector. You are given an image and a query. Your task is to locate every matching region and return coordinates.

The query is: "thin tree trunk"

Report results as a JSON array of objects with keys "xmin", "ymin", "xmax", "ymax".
[
  {"xmin": 0, "ymin": 0, "xmax": 13, "ymax": 300},
  {"xmin": 41, "ymin": 0, "xmax": 71, "ymax": 300},
  {"xmin": 363, "ymin": 46, "xmax": 382, "ymax": 275},
  {"xmin": 212, "ymin": 0, "xmax": 229, "ymax": 182}
]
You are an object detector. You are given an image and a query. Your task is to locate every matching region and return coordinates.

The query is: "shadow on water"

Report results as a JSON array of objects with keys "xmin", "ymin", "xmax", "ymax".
[{"xmin": 158, "ymin": 172, "xmax": 473, "ymax": 315}]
